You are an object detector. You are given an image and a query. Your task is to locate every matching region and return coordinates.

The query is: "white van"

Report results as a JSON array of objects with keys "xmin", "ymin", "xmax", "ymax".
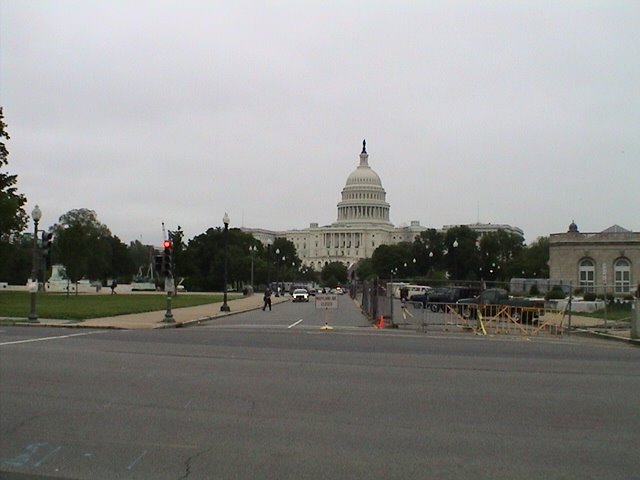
[{"xmin": 394, "ymin": 284, "xmax": 431, "ymax": 299}]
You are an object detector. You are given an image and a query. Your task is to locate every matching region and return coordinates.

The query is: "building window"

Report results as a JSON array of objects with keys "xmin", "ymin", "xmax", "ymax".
[
  {"xmin": 579, "ymin": 259, "xmax": 595, "ymax": 292},
  {"xmin": 614, "ymin": 258, "xmax": 631, "ymax": 294}
]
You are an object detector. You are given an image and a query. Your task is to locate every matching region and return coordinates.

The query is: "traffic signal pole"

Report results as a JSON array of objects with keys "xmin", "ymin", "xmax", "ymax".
[
  {"xmin": 163, "ymin": 288, "xmax": 175, "ymax": 323},
  {"xmin": 161, "ymin": 239, "xmax": 175, "ymax": 323}
]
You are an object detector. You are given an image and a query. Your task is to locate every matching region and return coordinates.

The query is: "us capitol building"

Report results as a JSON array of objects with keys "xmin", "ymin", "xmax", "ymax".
[{"xmin": 243, "ymin": 141, "xmax": 522, "ymax": 272}]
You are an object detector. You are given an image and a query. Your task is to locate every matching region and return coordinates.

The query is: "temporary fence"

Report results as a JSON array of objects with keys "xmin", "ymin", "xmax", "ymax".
[
  {"xmin": 360, "ymin": 279, "xmax": 391, "ymax": 327},
  {"xmin": 398, "ymin": 301, "xmax": 567, "ymax": 336},
  {"xmin": 358, "ymin": 279, "xmax": 570, "ymax": 336}
]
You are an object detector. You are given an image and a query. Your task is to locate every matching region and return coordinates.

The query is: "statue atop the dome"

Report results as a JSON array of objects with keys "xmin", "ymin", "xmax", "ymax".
[{"xmin": 362, "ymin": 139, "xmax": 367, "ymax": 154}]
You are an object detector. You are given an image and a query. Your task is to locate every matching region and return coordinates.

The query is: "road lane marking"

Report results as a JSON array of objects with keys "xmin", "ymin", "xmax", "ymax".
[
  {"xmin": 288, "ymin": 319, "xmax": 304, "ymax": 329},
  {"xmin": 127, "ymin": 449, "xmax": 149, "ymax": 470},
  {"xmin": 34, "ymin": 446, "xmax": 62, "ymax": 468},
  {"xmin": 0, "ymin": 330, "xmax": 106, "ymax": 346}
]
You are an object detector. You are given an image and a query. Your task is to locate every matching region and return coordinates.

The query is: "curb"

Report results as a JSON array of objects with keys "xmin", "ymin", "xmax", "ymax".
[{"xmin": 570, "ymin": 328, "xmax": 640, "ymax": 346}]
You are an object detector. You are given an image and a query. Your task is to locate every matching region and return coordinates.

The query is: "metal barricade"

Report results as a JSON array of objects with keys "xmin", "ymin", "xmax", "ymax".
[{"xmin": 401, "ymin": 301, "xmax": 567, "ymax": 336}]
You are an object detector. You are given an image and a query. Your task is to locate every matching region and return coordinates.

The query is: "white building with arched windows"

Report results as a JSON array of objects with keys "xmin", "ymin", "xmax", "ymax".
[{"xmin": 549, "ymin": 222, "xmax": 640, "ymax": 296}]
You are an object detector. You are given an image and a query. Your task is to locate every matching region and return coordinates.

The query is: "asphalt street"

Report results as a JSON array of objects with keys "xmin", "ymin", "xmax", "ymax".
[{"xmin": 1, "ymin": 296, "xmax": 639, "ymax": 479}]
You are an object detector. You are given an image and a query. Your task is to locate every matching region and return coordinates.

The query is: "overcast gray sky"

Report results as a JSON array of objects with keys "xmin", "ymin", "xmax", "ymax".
[{"xmin": 2, "ymin": 0, "xmax": 638, "ymax": 246}]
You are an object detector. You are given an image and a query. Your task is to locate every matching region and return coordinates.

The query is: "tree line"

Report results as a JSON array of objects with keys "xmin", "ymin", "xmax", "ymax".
[
  {"xmin": 1, "ymin": 204, "xmax": 549, "ymax": 291},
  {"xmin": 357, "ymin": 225, "xmax": 549, "ymax": 285},
  {"xmin": 1, "ymin": 107, "xmax": 548, "ymax": 290}
]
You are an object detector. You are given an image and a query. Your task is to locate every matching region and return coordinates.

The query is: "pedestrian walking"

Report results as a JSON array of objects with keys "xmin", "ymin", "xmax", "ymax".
[
  {"xmin": 110, "ymin": 279, "xmax": 118, "ymax": 295},
  {"xmin": 262, "ymin": 287, "xmax": 272, "ymax": 311}
]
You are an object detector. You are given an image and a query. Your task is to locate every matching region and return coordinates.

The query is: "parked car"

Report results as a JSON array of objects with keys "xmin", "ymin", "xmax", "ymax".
[
  {"xmin": 292, "ymin": 288, "xmax": 310, "ymax": 302},
  {"xmin": 410, "ymin": 286, "xmax": 481, "ymax": 312},
  {"xmin": 409, "ymin": 287, "xmax": 448, "ymax": 309},
  {"xmin": 456, "ymin": 288, "xmax": 544, "ymax": 323},
  {"xmin": 445, "ymin": 286, "xmax": 481, "ymax": 303}
]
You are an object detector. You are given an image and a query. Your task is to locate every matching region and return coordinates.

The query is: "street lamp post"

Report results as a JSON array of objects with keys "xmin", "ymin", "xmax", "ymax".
[
  {"xmin": 28, "ymin": 205, "xmax": 42, "ymax": 322},
  {"xmin": 390, "ymin": 267, "xmax": 398, "ymax": 327},
  {"xmin": 266, "ymin": 239, "xmax": 272, "ymax": 287},
  {"xmin": 280, "ymin": 255, "xmax": 286, "ymax": 296},
  {"xmin": 274, "ymin": 248, "xmax": 279, "ymax": 295},
  {"xmin": 220, "ymin": 213, "xmax": 231, "ymax": 312},
  {"xmin": 249, "ymin": 245, "xmax": 257, "ymax": 292}
]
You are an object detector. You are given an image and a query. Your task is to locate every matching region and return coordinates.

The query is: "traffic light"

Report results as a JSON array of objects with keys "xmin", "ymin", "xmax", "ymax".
[
  {"xmin": 42, "ymin": 232, "xmax": 54, "ymax": 267},
  {"xmin": 163, "ymin": 240, "xmax": 173, "ymax": 277}
]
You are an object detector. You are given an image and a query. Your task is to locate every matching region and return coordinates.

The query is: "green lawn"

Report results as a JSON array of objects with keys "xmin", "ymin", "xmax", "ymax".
[
  {"xmin": 0, "ymin": 291, "xmax": 234, "ymax": 321},
  {"xmin": 573, "ymin": 303, "xmax": 634, "ymax": 322}
]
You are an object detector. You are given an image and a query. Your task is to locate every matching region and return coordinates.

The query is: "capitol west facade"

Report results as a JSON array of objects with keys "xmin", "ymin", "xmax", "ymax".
[{"xmin": 243, "ymin": 142, "xmax": 425, "ymax": 272}]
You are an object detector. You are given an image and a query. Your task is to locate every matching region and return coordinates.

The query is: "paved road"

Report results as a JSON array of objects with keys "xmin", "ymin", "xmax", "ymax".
[{"xmin": 1, "ymin": 298, "xmax": 639, "ymax": 479}]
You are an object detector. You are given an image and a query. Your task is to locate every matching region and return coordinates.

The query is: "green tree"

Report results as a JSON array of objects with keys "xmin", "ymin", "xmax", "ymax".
[
  {"xmin": 510, "ymin": 236, "xmax": 549, "ymax": 279},
  {"xmin": 370, "ymin": 243, "xmax": 413, "ymax": 279},
  {"xmin": 413, "ymin": 229, "xmax": 446, "ymax": 275},
  {"xmin": 0, "ymin": 234, "xmax": 31, "ymax": 284},
  {"xmin": 443, "ymin": 226, "xmax": 480, "ymax": 281},
  {"xmin": 355, "ymin": 257, "xmax": 375, "ymax": 280},
  {"xmin": 0, "ymin": 107, "xmax": 27, "ymax": 240},
  {"xmin": 479, "ymin": 230, "xmax": 525, "ymax": 282},
  {"xmin": 182, "ymin": 227, "xmax": 263, "ymax": 291},
  {"xmin": 182, "ymin": 227, "xmax": 224, "ymax": 291},
  {"xmin": 0, "ymin": 107, "xmax": 29, "ymax": 283},
  {"xmin": 321, "ymin": 262, "xmax": 348, "ymax": 287},
  {"xmin": 52, "ymin": 209, "xmax": 112, "ymax": 292},
  {"xmin": 269, "ymin": 237, "xmax": 300, "ymax": 286},
  {"xmin": 105, "ymin": 235, "xmax": 136, "ymax": 281}
]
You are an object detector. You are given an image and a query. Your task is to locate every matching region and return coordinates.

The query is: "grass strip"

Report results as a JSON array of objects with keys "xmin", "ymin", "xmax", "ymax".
[{"xmin": 0, "ymin": 291, "xmax": 234, "ymax": 320}]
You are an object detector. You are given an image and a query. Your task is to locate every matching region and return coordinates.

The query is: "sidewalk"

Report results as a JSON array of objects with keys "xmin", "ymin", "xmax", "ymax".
[
  {"xmin": 568, "ymin": 314, "xmax": 638, "ymax": 345},
  {"xmin": 17, "ymin": 293, "xmax": 289, "ymax": 330}
]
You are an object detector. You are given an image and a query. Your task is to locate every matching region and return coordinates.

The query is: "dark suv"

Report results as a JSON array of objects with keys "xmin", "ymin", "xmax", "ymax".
[{"xmin": 410, "ymin": 286, "xmax": 481, "ymax": 312}]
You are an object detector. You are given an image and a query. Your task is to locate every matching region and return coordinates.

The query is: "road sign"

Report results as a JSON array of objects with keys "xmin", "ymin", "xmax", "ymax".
[{"xmin": 315, "ymin": 294, "xmax": 338, "ymax": 309}]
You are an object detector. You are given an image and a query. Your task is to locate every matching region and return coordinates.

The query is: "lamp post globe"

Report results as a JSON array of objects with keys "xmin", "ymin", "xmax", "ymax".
[
  {"xmin": 220, "ymin": 213, "xmax": 231, "ymax": 312},
  {"xmin": 452, "ymin": 239, "xmax": 459, "ymax": 280}
]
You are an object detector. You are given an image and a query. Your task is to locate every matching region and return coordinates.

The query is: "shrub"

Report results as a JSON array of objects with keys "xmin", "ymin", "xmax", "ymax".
[
  {"xmin": 529, "ymin": 284, "xmax": 540, "ymax": 296},
  {"xmin": 583, "ymin": 292, "xmax": 597, "ymax": 301},
  {"xmin": 545, "ymin": 286, "xmax": 566, "ymax": 300}
]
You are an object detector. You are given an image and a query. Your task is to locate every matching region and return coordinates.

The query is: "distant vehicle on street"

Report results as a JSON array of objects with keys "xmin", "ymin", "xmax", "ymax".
[{"xmin": 292, "ymin": 288, "xmax": 310, "ymax": 302}]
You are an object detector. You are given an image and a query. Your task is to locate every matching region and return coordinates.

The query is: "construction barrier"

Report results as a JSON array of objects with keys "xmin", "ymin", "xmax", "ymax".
[{"xmin": 404, "ymin": 301, "xmax": 567, "ymax": 337}]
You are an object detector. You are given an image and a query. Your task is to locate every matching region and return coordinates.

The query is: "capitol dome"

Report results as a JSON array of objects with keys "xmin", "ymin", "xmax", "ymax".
[{"xmin": 335, "ymin": 141, "xmax": 391, "ymax": 225}]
